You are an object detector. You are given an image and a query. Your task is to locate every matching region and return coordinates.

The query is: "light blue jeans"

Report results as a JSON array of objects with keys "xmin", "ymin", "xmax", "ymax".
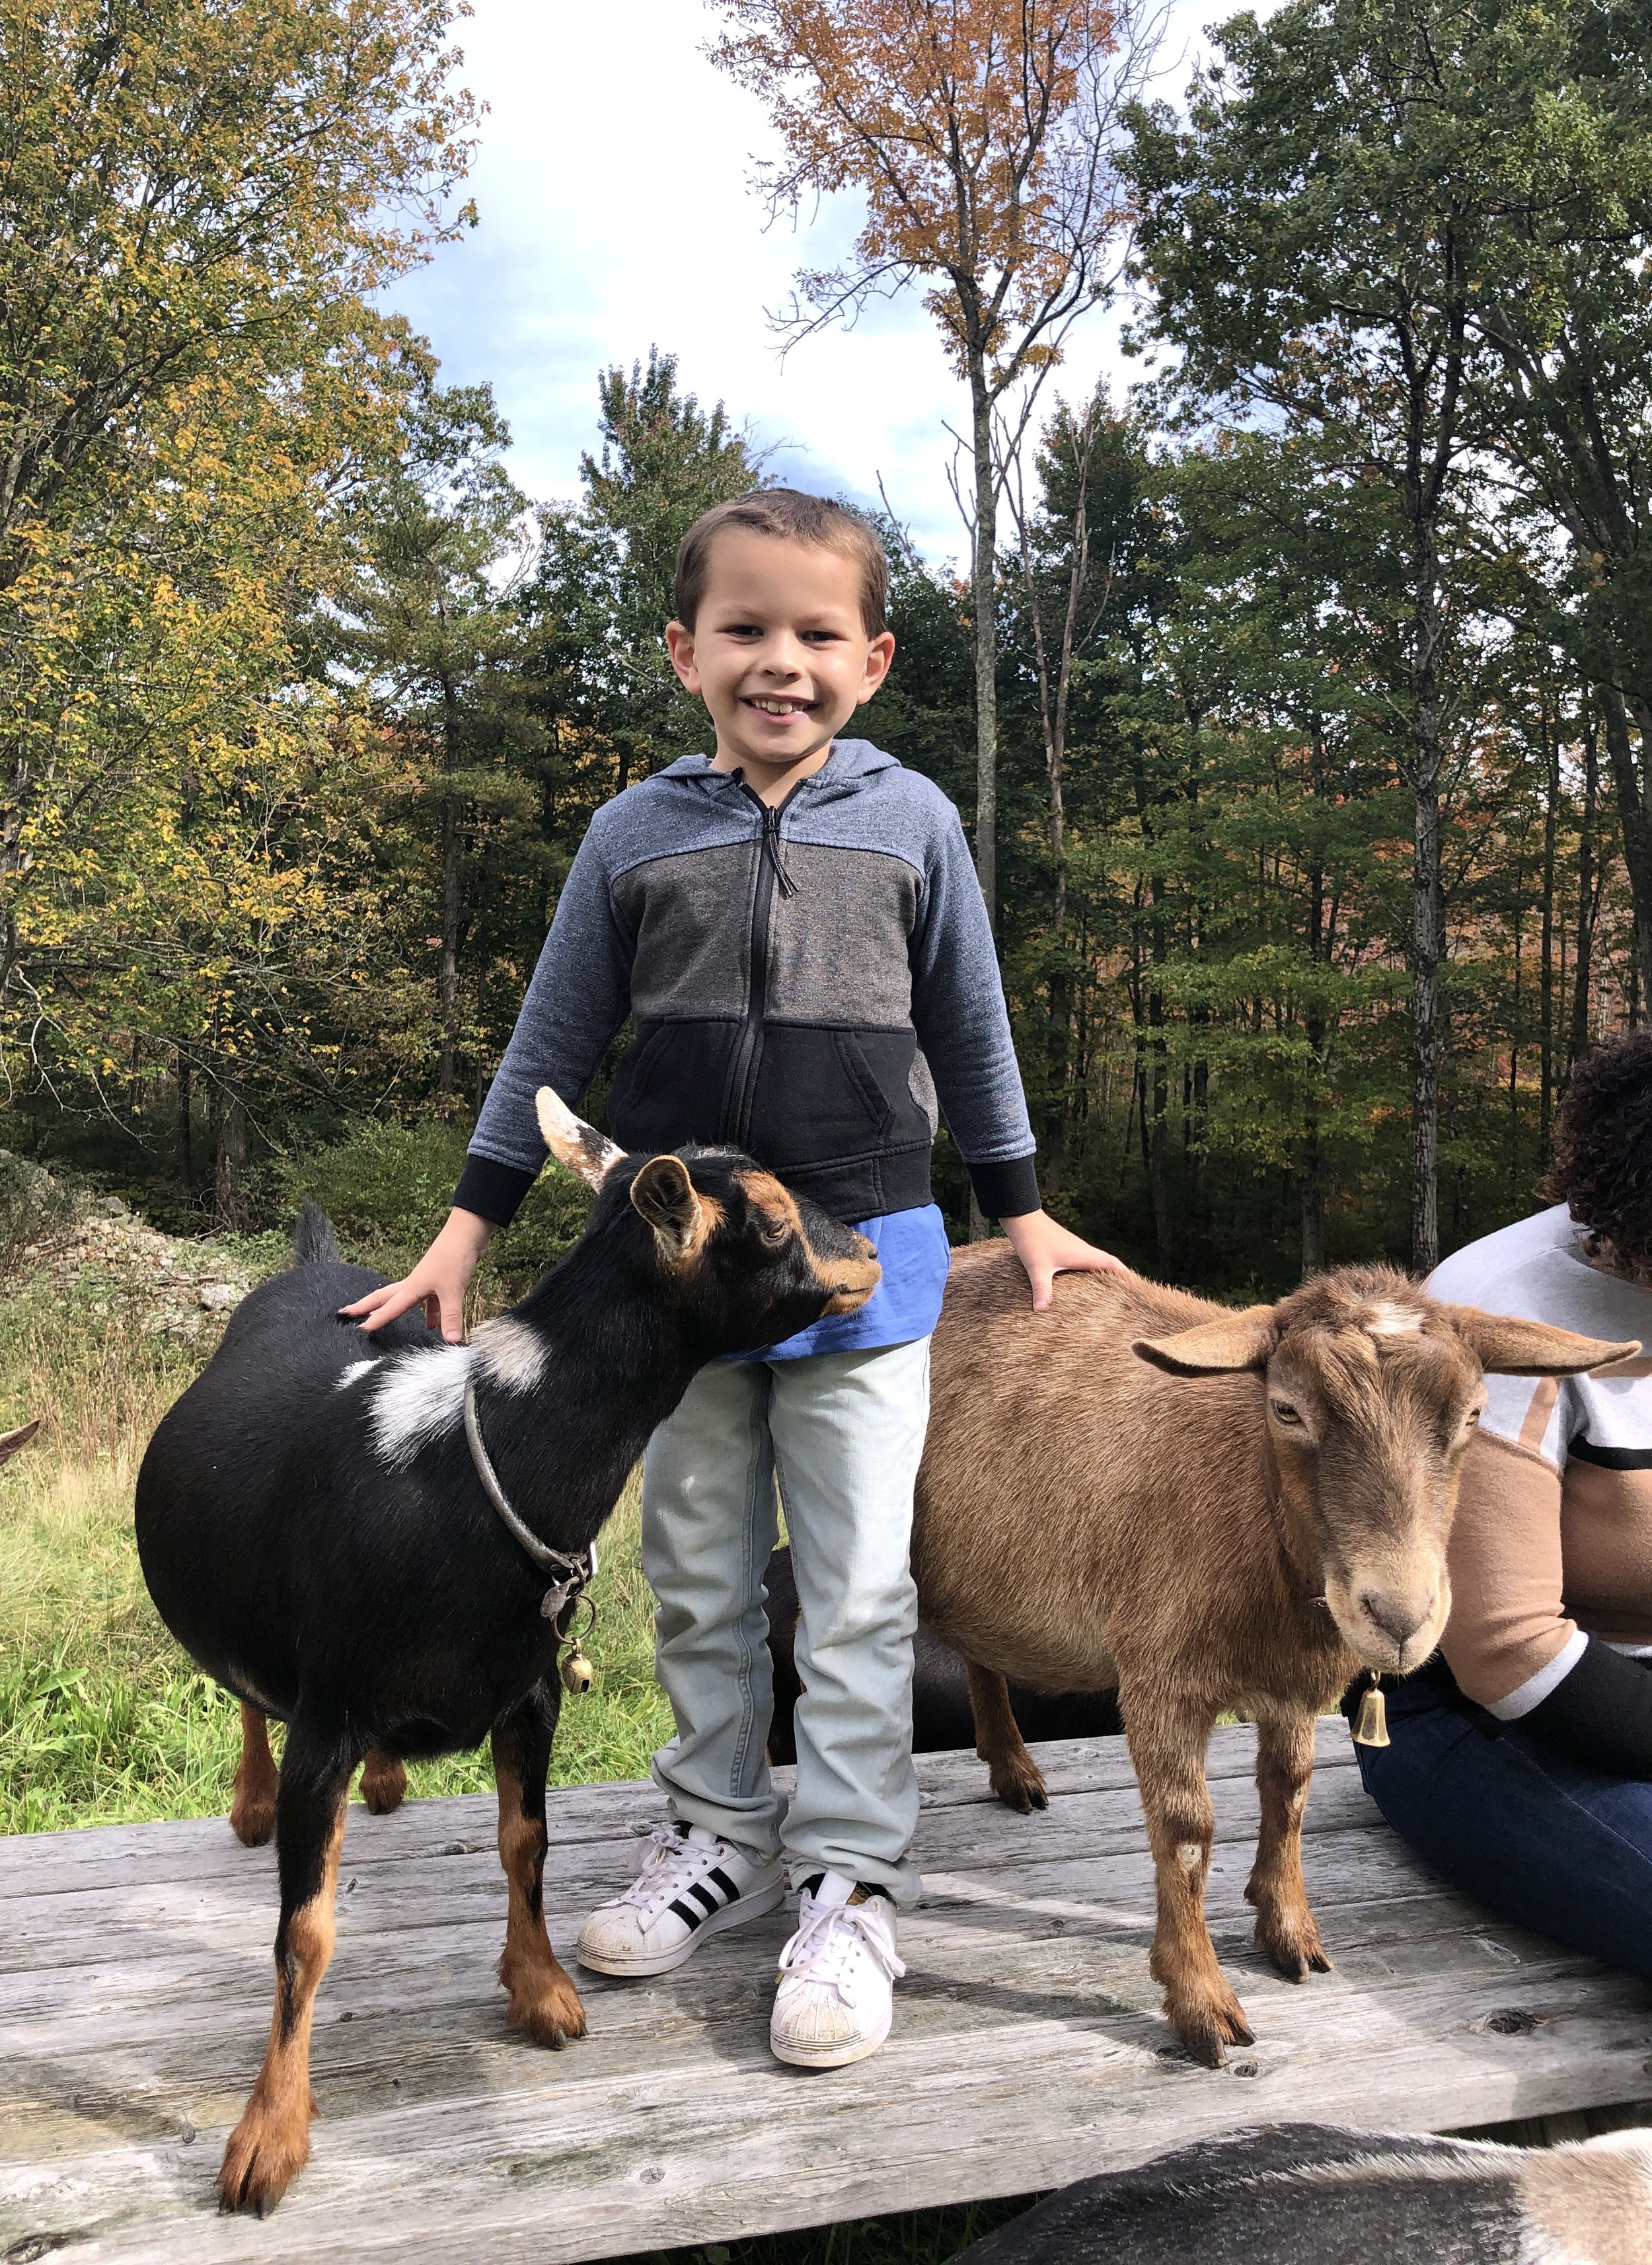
[{"xmin": 641, "ymin": 1338, "xmax": 930, "ymax": 1906}]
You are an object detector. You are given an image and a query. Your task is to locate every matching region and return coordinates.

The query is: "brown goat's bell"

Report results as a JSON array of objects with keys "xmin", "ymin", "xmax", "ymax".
[
  {"xmin": 1352, "ymin": 1677, "xmax": 1390, "ymax": 1748},
  {"xmin": 560, "ymin": 1641, "xmax": 595, "ymax": 1697}
]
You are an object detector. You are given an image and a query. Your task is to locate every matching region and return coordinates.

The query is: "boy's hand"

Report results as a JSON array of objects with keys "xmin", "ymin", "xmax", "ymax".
[
  {"xmin": 339, "ymin": 1208, "xmax": 494, "ymax": 1344},
  {"xmin": 1001, "ymin": 1209, "xmax": 1129, "ymax": 1313}
]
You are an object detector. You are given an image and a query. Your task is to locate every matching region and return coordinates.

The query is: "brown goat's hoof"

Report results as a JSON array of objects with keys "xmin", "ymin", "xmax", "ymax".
[
  {"xmin": 500, "ymin": 1951, "xmax": 587, "ymax": 2049},
  {"xmin": 229, "ymin": 1792, "xmax": 276, "ymax": 1849},
  {"xmin": 359, "ymin": 1752, "xmax": 407, "ymax": 1816},
  {"xmin": 1168, "ymin": 1985, "xmax": 1254, "ymax": 2069},
  {"xmin": 990, "ymin": 1767, "xmax": 1049, "ymax": 1814},
  {"xmin": 217, "ymin": 2092, "xmax": 313, "ymax": 2215},
  {"xmin": 1254, "ymin": 1908, "xmax": 1333, "ymax": 1984}
]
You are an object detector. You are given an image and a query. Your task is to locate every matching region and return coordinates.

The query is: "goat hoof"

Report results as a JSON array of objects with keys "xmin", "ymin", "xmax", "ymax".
[
  {"xmin": 217, "ymin": 2099, "xmax": 311, "ymax": 2215},
  {"xmin": 991, "ymin": 1769, "xmax": 1049, "ymax": 1814},
  {"xmin": 229, "ymin": 1794, "xmax": 276, "ymax": 1849},
  {"xmin": 359, "ymin": 1755, "xmax": 407, "ymax": 1816},
  {"xmin": 1256, "ymin": 1912, "xmax": 1333, "ymax": 1983},
  {"xmin": 1168, "ymin": 1987, "xmax": 1254, "ymax": 2069},
  {"xmin": 501, "ymin": 1954, "xmax": 587, "ymax": 2049}
]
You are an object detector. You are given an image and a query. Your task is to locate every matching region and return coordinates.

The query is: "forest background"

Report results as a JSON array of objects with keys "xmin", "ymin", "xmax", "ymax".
[{"xmin": 6, "ymin": 0, "xmax": 1652, "ymax": 1303}]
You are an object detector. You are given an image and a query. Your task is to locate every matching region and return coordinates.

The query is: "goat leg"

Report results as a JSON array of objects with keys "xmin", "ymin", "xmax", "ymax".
[
  {"xmin": 358, "ymin": 1749, "xmax": 407, "ymax": 1816},
  {"xmin": 492, "ymin": 1682, "xmax": 587, "ymax": 2048},
  {"xmin": 1245, "ymin": 1701, "xmax": 1332, "ymax": 1983},
  {"xmin": 229, "ymin": 1702, "xmax": 280, "ymax": 1849},
  {"xmin": 1125, "ymin": 1691, "xmax": 1253, "ymax": 2067},
  {"xmin": 219, "ymin": 1722, "xmax": 356, "ymax": 2214},
  {"xmin": 967, "ymin": 1661, "xmax": 1048, "ymax": 1812}
]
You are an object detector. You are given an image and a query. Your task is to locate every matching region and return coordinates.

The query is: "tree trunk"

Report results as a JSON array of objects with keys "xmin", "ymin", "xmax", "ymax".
[
  {"xmin": 438, "ymin": 670, "xmax": 463, "ymax": 1110},
  {"xmin": 176, "ymin": 1050, "xmax": 193, "ymax": 1194},
  {"xmin": 1407, "ymin": 486, "xmax": 1446, "ymax": 1276},
  {"xmin": 1540, "ymin": 712, "xmax": 1558, "ymax": 1159},
  {"xmin": 213, "ymin": 1081, "xmax": 247, "ymax": 1233},
  {"xmin": 969, "ymin": 368, "xmax": 998, "ymax": 938},
  {"xmin": 1598, "ymin": 684, "xmax": 1652, "ymax": 1013},
  {"xmin": 1569, "ymin": 706, "xmax": 1599, "ymax": 1071}
]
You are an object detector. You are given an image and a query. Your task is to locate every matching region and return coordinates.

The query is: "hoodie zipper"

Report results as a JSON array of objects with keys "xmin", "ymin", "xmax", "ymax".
[{"xmin": 723, "ymin": 779, "xmax": 802, "ymax": 1149}]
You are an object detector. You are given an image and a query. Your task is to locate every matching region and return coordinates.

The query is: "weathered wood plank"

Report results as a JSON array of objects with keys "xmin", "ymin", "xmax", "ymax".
[{"xmin": 3, "ymin": 1725, "xmax": 1644, "ymax": 2265}]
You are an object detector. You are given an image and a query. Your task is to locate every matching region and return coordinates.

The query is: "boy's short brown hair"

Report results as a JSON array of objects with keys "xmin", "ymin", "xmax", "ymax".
[
  {"xmin": 673, "ymin": 489, "xmax": 890, "ymax": 637},
  {"xmin": 1540, "ymin": 1026, "xmax": 1652, "ymax": 1273}
]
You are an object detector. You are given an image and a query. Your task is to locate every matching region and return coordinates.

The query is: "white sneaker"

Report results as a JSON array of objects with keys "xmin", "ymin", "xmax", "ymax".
[
  {"xmin": 770, "ymin": 1872, "xmax": 907, "ymax": 2068},
  {"xmin": 577, "ymin": 1821, "xmax": 784, "ymax": 1977}
]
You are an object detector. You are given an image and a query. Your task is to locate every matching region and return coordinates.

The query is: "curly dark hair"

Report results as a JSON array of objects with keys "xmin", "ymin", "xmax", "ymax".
[{"xmin": 1540, "ymin": 1027, "xmax": 1652, "ymax": 1272}]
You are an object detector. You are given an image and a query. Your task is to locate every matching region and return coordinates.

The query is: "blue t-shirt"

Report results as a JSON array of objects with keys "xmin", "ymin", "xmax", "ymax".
[{"xmin": 733, "ymin": 1204, "xmax": 951, "ymax": 1362}]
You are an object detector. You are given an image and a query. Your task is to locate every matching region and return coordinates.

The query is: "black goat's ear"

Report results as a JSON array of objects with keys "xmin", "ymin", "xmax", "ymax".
[{"xmin": 630, "ymin": 1155, "xmax": 709, "ymax": 1265}]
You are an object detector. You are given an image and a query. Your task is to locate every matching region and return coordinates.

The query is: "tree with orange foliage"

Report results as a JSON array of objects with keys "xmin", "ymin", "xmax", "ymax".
[{"xmin": 708, "ymin": 0, "xmax": 1155, "ymax": 931}]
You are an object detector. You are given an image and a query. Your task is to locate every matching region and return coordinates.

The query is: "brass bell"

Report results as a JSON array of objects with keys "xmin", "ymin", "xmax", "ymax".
[
  {"xmin": 560, "ymin": 1641, "xmax": 595, "ymax": 1697},
  {"xmin": 1353, "ymin": 1677, "xmax": 1390, "ymax": 1749}
]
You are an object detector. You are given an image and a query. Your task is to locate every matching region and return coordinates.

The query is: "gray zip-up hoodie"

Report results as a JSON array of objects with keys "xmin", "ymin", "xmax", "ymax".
[{"xmin": 455, "ymin": 739, "xmax": 1039, "ymax": 1227}]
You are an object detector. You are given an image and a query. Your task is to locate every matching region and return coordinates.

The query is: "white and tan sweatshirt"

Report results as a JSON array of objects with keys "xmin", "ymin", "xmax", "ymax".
[{"xmin": 1428, "ymin": 1203, "xmax": 1652, "ymax": 1722}]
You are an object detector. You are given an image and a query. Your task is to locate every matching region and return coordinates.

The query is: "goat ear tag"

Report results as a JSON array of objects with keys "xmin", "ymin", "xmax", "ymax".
[{"xmin": 535, "ymin": 1087, "xmax": 625, "ymax": 1190}]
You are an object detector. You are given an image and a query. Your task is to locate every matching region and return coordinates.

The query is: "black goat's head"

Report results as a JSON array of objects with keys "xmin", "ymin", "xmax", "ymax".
[{"xmin": 536, "ymin": 1088, "xmax": 880, "ymax": 1353}]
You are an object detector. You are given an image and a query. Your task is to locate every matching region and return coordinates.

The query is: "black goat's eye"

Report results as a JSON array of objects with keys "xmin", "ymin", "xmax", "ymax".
[
  {"xmin": 1271, "ymin": 1401, "xmax": 1303, "ymax": 1426},
  {"xmin": 759, "ymin": 1218, "xmax": 789, "ymax": 1247}
]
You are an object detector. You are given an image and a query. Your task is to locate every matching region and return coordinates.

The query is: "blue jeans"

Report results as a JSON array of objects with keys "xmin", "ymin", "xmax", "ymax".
[
  {"xmin": 641, "ymin": 1338, "xmax": 930, "ymax": 1905},
  {"xmin": 1354, "ymin": 1664, "xmax": 1652, "ymax": 1977}
]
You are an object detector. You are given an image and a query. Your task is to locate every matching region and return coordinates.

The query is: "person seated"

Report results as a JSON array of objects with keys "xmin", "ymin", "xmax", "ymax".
[{"xmin": 1351, "ymin": 1028, "xmax": 1652, "ymax": 1975}]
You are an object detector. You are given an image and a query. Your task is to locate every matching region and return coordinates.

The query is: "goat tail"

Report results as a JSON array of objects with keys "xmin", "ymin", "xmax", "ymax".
[{"xmin": 291, "ymin": 1200, "xmax": 342, "ymax": 1269}]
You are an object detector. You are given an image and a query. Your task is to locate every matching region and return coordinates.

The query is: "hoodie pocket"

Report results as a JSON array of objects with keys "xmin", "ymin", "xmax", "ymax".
[{"xmin": 607, "ymin": 1021, "xmax": 738, "ymax": 1153}]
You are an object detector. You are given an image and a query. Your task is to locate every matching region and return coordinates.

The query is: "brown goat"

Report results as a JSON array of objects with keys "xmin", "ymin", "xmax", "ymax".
[{"xmin": 911, "ymin": 1250, "xmax": 1637, "ymax": 2067}]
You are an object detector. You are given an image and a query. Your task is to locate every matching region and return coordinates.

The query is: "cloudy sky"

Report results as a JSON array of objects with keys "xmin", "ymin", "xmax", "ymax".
[{"xmin": 385, "ymin": 0, "xmax": 1205, "ymax": 564}]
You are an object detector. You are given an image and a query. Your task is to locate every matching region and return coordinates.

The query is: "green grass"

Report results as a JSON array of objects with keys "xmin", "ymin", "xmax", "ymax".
[{"xmin": 0, "ymin": 1270, "xmax": 670, "ymax": 1834}]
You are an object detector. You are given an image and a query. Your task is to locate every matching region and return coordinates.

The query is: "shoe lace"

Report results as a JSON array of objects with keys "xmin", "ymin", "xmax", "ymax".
[
  {"xmin": 777, "ymin": 1897, "xmax": 907, "ymax": 2002},
  {"xmin": 617, "ymin": 1822, "xmax": 708, "ymax": 1913}
]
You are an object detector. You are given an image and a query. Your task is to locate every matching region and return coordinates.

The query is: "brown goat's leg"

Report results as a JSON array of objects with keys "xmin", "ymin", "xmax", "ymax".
[
  {"xmin": 230, "ymin": 1702, "xmax": 279, "ymax": 1848},
  {"xmin": 492, "ymin": 1687, "xmax": 585, "ymax": 2048},
  {"xmin": 1127, "ymin": 1694, "xmax": 1253, "ymax": 2068},
  {"xmin": 967, "ymin": 1662, "xmax": 1048, "ymax": 1812},
  {"xmin": 219, "ymin": 1726, "xmax": 355, "ymax": 2214},
  {"xmin": 1246, "ymin": 1703, "xmax": 1332, "ymax": 1983},
  {"xmin": 358, "ymin": 1748, "xmax": 407, "ymax": 1815}
]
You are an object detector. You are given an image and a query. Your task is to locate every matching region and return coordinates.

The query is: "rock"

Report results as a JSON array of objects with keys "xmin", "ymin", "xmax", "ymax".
[
  {"xmin": 196, "ymin": 1281, "xmax": 243, "ymax": 1311},
  {"xmin": 93, "ymin": 1196, "xmax": 128, "ymax": 1217}
]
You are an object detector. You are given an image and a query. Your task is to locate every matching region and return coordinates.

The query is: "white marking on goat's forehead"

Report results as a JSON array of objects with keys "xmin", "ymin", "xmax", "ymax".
[
  {"xmin": 472, "ymin": 1315, "xmax": 546, "ymax": 1393},
  {"xmin": 369, "ymin": 1342, "xmax": 472, "ymax": 1469},
  {"xmin": 336, "ymin": 1358, "xmax": 377, "ymax": 1391},
  {"xmin": 1365, "ymin": 1301, "xmax": 1424, "ymax": 1338}
]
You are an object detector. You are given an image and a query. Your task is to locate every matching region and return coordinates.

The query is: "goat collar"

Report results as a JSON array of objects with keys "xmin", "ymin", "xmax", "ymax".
[{"xmin": 463, "ymin": 1377, "xmax": 595, "ymax": 1625}]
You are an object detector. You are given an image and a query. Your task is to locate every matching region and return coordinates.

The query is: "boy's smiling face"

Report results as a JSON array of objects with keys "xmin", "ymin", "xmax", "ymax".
[{"xmin": 665, "ymin": 529, "xmax": 895, "ymax": 800}]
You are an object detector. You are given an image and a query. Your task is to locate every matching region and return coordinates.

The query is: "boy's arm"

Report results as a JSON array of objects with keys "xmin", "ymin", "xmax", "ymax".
[
  {"xmin": 911, "ymin": 805, "xmax": 1125, "ymax": 1309},
  {"xmin": 453, "ymin": 829, "xmax": 636, "ymax": 1229}
]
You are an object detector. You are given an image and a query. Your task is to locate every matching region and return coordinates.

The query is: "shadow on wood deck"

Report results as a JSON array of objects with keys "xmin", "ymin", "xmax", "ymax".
[{"xmin": 4, "ymin": 1721, "xmax": 1649, "ymax": 2264}]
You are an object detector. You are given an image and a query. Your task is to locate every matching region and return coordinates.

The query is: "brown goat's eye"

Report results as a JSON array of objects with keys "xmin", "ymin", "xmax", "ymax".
[
  {"xmin": 1270, "ymin": 1400, "xmax": 1303, "ymax": 1426},
  {"xmin": 1463, "ymin": 1408, "xmax": 1481, "ymax": 1427}
]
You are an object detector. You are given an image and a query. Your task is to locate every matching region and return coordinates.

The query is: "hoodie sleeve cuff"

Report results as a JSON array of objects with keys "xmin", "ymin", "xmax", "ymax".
[
  {"xmin": 965, "ymin": 1153, "xmax": 1041, "ymax": 1221},
  {"xmin": 453, "ymin": 1154, "xmax": 539, "ymax": 1229}
]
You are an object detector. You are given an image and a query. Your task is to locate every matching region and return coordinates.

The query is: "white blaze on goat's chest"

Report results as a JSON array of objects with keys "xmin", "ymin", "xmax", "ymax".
[{"xmin": 369, "ymin": 1343, "xmax": 473, "ymax": 1467}]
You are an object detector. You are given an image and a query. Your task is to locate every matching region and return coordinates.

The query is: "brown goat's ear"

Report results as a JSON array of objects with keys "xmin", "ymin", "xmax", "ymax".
[
  {"xmin": 1132, "ymin": 1305, "xmax": 1279, "ymax": 1375},
  {"xmin": 0, "ymin": 1417, "xmax": 40, "ymax": 1467},
  {"xmin": 1443, "ymin": 1305, "xmax": 1643, "ymax": 1377},
  {"xmin": 536, "ymin": 1087, "xmax": 625, "ymax": 1190},
  {"xmin": 629, "ymin": 1154, "xmax": 707, "ymax": 1265}
]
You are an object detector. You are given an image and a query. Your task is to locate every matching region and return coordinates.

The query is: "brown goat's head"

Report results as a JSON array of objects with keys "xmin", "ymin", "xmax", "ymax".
[
  {"xmin": 535, "ymin": 1087, "xmax": 880, "ymax": 1349},
  {"xmin": 1133, "ymin": 1267, "xmax": 1639, "ymax": 1675}
]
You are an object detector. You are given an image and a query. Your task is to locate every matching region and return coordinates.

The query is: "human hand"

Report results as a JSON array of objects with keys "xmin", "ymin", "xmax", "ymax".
[
  {"xmin": 1000, "ymin": 1209, "xmax": 1129, "ymax": 1313},
  {"xmin": 338, "ymin": 1208, "xmax": 494, "ymax": 1344}
]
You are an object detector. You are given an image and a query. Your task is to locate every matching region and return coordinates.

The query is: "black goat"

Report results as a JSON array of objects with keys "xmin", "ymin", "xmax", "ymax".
[
  {"xmin": 761, "ymin": 1544, "xmax": 1123, "ymax": 1766},
  {"xmin": 134, "ymin": 1089, "xmax": 879, "ymax": 2218}
]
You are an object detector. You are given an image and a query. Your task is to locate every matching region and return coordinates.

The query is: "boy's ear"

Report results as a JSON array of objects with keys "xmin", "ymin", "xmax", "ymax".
[
  {"xmin": 535, "ymin": 1088, "xmax": 625, "ymax": 1190},
  {"xmin": 664, "ymin": 619, "xmax": 700, "ymax": 694},
  {"xmin": 858, "ymin": 629, "xmax": 896, "ymax": 703}
]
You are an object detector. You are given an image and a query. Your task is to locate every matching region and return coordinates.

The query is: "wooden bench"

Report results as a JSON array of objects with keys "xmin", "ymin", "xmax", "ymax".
[{"xmin": 3, "ymin": 1722, "xmax": 1649, "ymax": 2264}]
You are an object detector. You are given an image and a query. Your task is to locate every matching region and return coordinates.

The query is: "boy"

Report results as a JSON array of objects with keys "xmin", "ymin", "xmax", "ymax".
[{"xmin": 347, "ymin": 490, "xmax": 1121, "ymax": 2067}]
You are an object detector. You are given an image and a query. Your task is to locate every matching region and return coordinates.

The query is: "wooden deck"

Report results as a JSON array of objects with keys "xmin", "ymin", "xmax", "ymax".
[{"xmin": 3, "ymin": 1722, "xmax": 1649, "ymax": 2264}]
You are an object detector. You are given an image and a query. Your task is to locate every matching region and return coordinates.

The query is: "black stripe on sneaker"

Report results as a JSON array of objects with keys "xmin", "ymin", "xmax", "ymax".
[
  {"xmin": 689, "ymin": 1881, "xmax": 720, "ymax": 1913},
  {"xmin": 706, "ymin": 1865, "xmax": 741, "ymax": 1903},
  {"xmin": 668, "ymin": 1897, "xmax": 705, "ymax": 1931}
]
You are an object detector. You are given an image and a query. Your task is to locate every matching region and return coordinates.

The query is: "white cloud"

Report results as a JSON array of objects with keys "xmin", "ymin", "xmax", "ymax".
[{"xmin": 386, "ymin": 0, "xmax": 1201, "ymax": 561}]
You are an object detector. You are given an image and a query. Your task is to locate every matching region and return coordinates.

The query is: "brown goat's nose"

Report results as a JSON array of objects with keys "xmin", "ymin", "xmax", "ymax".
[{"xmin": 1358, "ymin": 1586, "xmax": 1437, "ymax": 1650}]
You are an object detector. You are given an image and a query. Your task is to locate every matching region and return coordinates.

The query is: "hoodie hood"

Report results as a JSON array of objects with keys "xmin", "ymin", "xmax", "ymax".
[{"xmin": 660, "ymin": 739, "xmax": 902, "ymax": 802}]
